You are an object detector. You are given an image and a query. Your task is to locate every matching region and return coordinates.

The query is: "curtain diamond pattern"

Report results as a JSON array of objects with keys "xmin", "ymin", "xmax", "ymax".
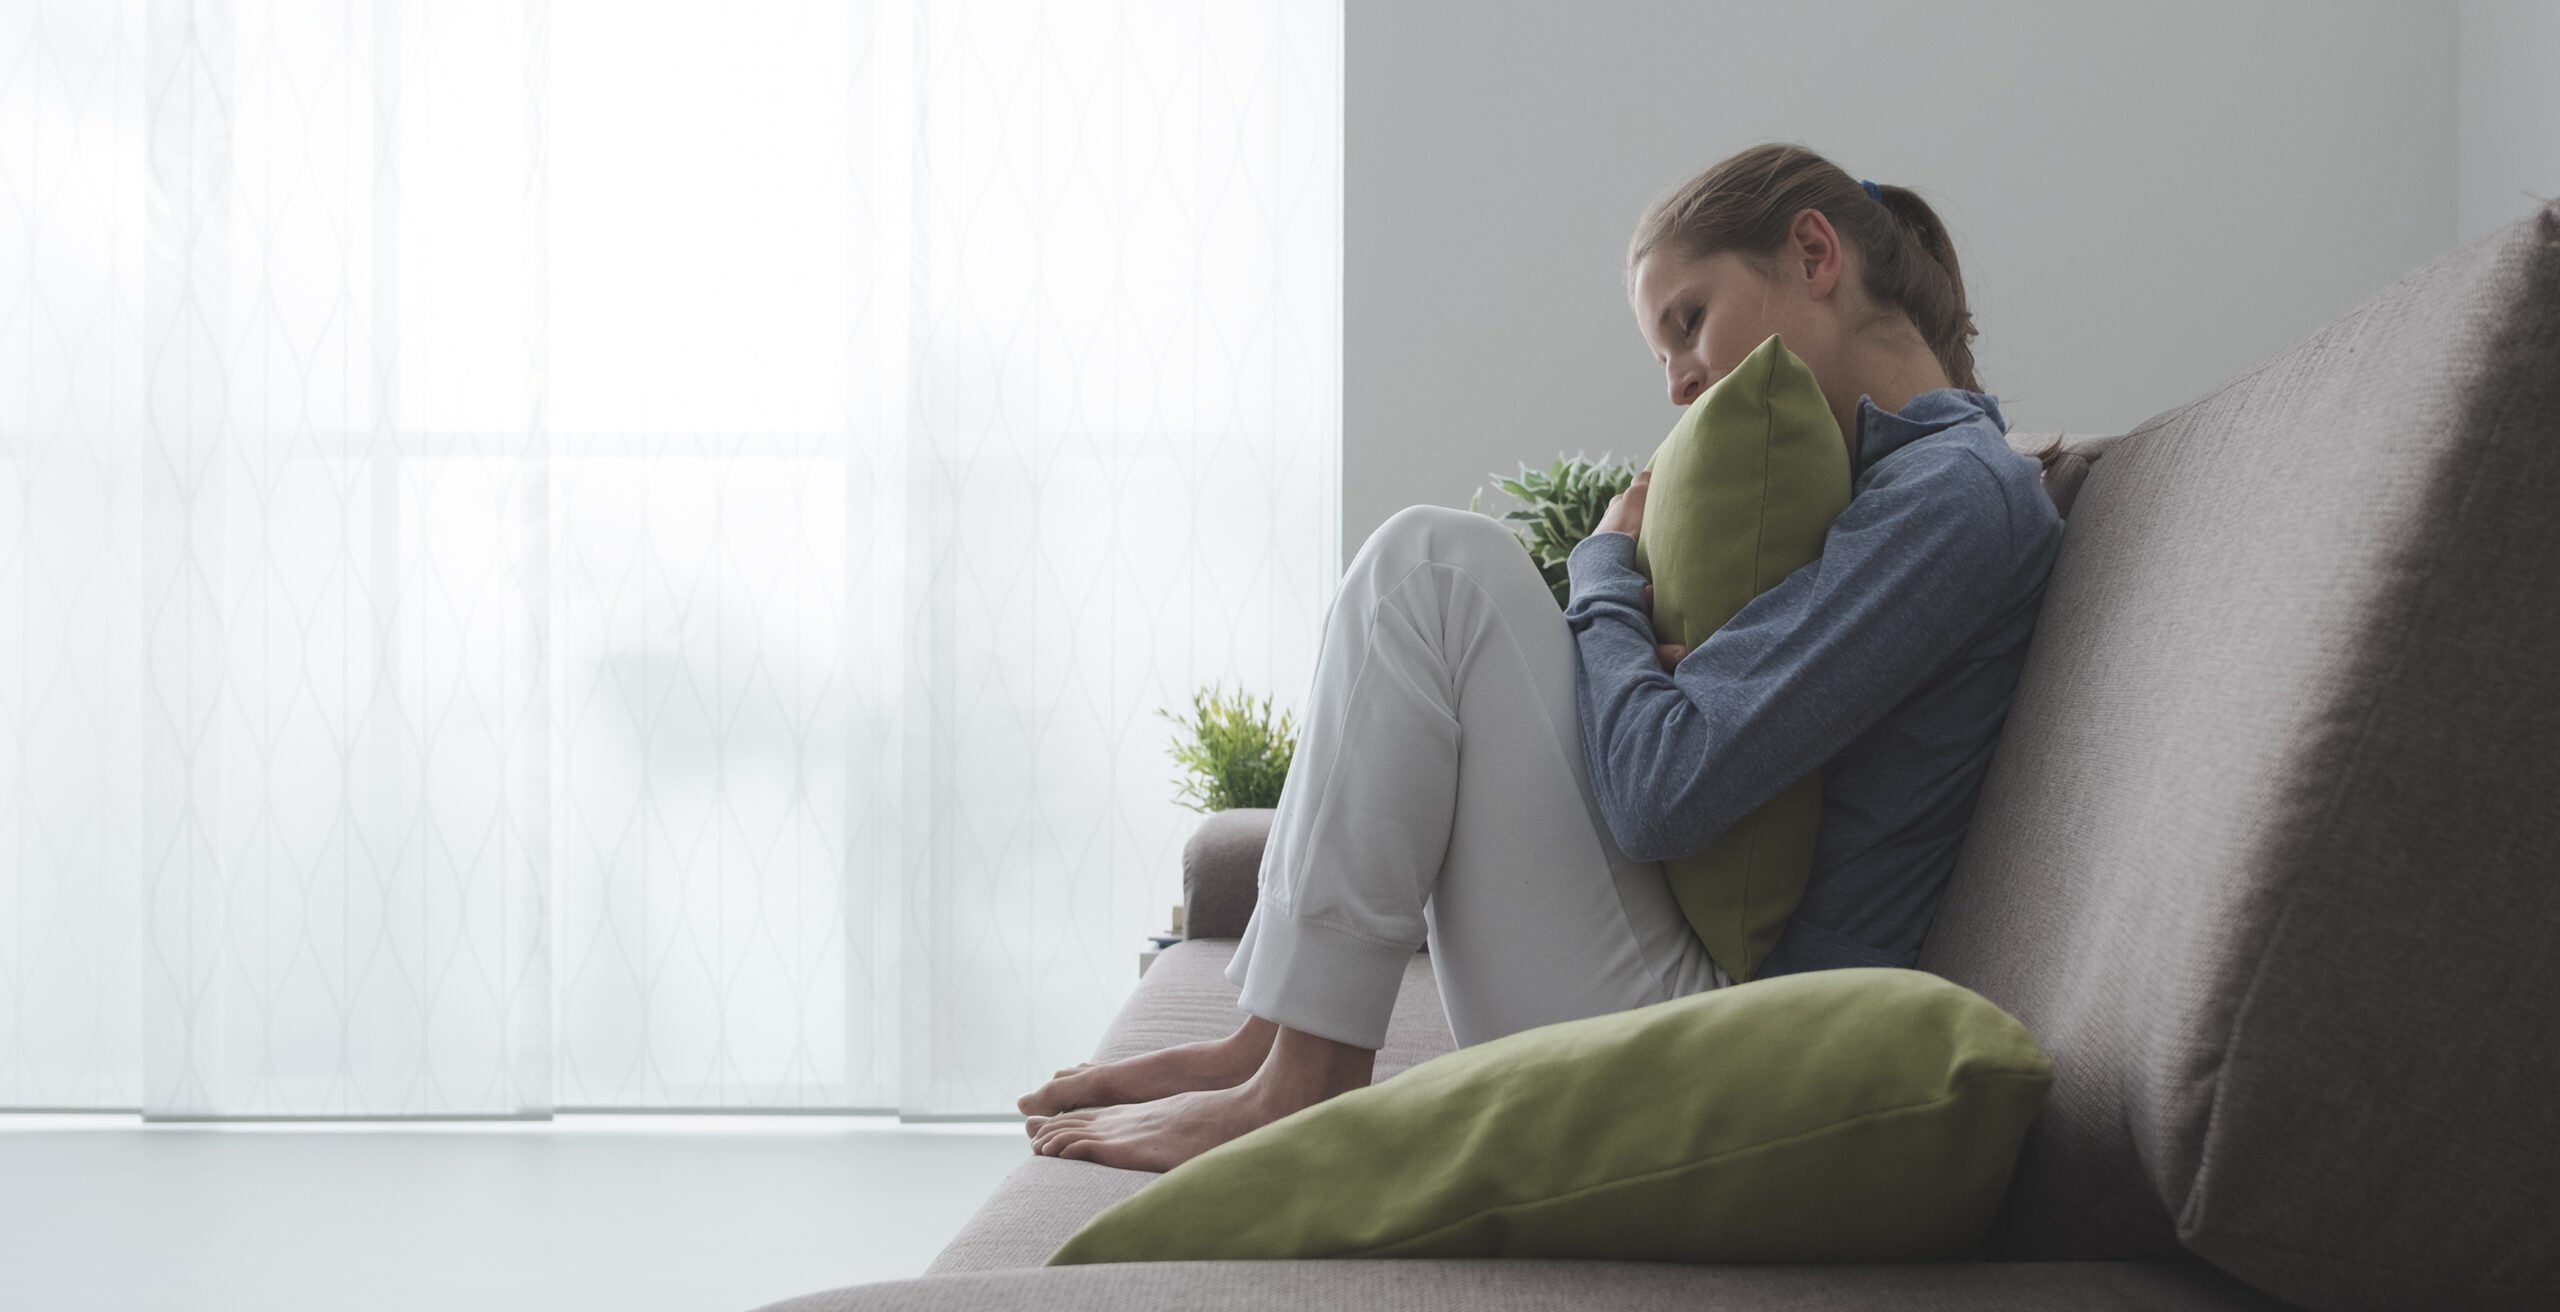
[{"xmin": 0, "ymin": 0, "xmax": 1340, "ymax": 1118}]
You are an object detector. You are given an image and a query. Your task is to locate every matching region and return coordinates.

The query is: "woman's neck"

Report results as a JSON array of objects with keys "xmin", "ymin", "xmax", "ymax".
[{"xmin": 1823, "ymin": 322, "xmax": 1954, "ymax": 444}]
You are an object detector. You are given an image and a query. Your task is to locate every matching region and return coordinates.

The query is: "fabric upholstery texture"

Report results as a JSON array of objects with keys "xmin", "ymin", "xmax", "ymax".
[
  {"xmin": 1631, "ymin": 332, "xmax": 1852, "ymax": 981},
  {"xmin": 1920, "ymin": 202, "xmax": 2560, "ymax": 1310},
  {"xmin": 1179, "ymin": 808, "xmax": 1274, "ymax": 941},
  {"xmin": 1048, "ymin": 969, "xmax": 2050, "ymax": 1266},
  {"xmin": 755, "ymin": 1259, "xmax": 2298, "ymax": 1312},
  {"xmin": 926, "ymin": 1159, "xmax": 1157, "ymax": 1277}
]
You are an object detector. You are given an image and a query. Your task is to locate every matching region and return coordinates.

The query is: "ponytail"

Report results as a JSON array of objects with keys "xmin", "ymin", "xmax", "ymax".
[{"xmin": 1866, "ymin": 182, "xmax": 1980, "ymax": 397}]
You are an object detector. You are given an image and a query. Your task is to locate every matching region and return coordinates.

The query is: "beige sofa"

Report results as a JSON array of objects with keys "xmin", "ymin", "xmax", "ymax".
[{"xmin": 759, "ymin": 202, "xmax": 2560, "ymax": 1312}]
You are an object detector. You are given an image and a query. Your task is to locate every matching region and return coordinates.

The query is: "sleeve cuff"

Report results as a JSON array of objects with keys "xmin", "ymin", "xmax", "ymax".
[
  {"xmin": 1564, "ymin": 531, "xmax": 1647, "ymax": 621},
  {"xmin": 1230, "ymin": 909, "xmax": 1415, "ymax": 1050}
]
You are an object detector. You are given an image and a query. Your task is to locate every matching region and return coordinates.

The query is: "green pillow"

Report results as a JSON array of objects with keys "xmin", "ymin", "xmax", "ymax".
[
  {"xmin": 1046, "ymin": 967, "xmax": 2052, "ymax": 1265},
  {"xmin": 1634, "ymin": 332, "xmax": 1853, "ymax": 982}
]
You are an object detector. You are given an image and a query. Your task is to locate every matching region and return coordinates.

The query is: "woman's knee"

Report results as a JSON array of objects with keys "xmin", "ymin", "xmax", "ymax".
[{"xmin": 1357, "ymin": 504, "xmax": 1519, "ymax": 573}]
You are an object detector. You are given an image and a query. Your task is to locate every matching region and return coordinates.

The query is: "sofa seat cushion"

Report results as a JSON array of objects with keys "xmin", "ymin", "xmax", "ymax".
[
  {"xmin": 759, "ymin": 1258, "xmax": 2300, "ymax": 1312},
  {"xmin": 925, "ymin": 1158, "xmax": 1158, "ymax": 1278}
]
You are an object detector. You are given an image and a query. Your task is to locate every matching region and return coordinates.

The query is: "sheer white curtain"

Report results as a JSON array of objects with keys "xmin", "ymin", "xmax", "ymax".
[{"xmin": 0, "ymin": 0, "xmax": 1339, "ymax": 1117}]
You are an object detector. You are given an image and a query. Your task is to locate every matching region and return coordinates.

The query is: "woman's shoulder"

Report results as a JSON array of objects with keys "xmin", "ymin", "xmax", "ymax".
[{"xmin": 1856, "ymin": 390, "xmax": 2062, "ymax": 550}]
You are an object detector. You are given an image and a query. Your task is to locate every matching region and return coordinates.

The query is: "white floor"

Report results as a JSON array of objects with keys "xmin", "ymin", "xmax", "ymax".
[{"xmin": 0, "ymin": 1113, "xmax": 1031, "ymax": 1312}]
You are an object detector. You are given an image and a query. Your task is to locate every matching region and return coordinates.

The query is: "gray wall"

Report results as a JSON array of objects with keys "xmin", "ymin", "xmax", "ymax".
[
  {"xmin": 2459, "ymin": 0, "xmax": 2560, "ymax": 244},
  {"xmin": 1342, "ymin": 0, "xmax": 2460, "ymax": 560}
]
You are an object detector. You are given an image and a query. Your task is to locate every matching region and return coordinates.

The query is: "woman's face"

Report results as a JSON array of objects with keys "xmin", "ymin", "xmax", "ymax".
[{"xmin": 1628, "ymin": 245, "xmax": 1802, "ymax": 408}]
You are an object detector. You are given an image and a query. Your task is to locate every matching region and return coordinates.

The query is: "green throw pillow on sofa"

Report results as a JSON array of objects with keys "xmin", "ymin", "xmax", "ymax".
[
  {"xmin": 1046, "ymin": 968, "xmax": 2052, "ymax": 1266},
  {"xmin": 1634, "ymin": 332, "xmax": 1853, "ymax": 981}
]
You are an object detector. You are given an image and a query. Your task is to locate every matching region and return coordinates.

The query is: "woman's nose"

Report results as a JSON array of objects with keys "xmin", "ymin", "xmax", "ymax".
[{"xmin": 1668, "ymin": 361, "xmax": 1704, "ymax": 407}]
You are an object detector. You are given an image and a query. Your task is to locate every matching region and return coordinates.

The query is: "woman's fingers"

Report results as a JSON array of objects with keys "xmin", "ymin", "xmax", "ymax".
[
  {"xmin": 1656, "ymin": 643, "xmax": 1686, "ymax": 671},
  {"xmin": 1595, "ymin": 470, "xmax": 1652, "ymax": 538}
]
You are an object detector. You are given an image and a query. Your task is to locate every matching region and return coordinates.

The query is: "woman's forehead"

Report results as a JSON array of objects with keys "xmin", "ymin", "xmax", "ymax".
[{"xmin": 1631, "ymin": 247, "xmax": 1737, "ymax": 310}]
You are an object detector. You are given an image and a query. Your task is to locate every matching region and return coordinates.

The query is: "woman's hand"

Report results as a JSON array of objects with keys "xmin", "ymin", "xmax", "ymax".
[
  {"xmin": 1597, "ymin": 473, "xmax": 1683, "ymax": 671},
  {"xmin": 1595, "ymin": 469, "xmax": 1650, "ymax": 539},
  {"xmin": 1646, "ymin": 584, "xmax": 1686, "ymax": 672}
]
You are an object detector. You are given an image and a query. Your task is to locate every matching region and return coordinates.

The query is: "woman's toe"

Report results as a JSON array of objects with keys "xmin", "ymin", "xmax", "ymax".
[{"xmin": 1032, "ymin": 1114, "xmax": 1091, "ymax": 1154}]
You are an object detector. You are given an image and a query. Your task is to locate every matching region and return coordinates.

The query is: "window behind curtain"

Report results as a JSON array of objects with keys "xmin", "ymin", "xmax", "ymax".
[{"xmin": 0, "ymin": 0, "xmax": 1340, "ymax": 1118}]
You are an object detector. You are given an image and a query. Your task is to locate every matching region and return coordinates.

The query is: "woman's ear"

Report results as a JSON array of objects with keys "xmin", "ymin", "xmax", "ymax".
[{"xmin": 1786, "ymin": 207, "xmax": 1844, "ymax": 301}]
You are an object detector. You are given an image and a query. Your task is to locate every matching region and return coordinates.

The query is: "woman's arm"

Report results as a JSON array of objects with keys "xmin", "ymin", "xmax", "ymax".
[{"xmin": 1563, "ymin": 444, "xmax": 2037, "ymax": 863}]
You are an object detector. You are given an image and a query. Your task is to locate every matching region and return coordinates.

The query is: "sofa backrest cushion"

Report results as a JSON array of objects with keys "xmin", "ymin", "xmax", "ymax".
[
  {"xmin": 2004, "ymin": 431, "xmax": 2121, "ymax": 519},
  {"xmin": 1920, "ymin": 202, "xmax": 2560, "ymax": 1312}
]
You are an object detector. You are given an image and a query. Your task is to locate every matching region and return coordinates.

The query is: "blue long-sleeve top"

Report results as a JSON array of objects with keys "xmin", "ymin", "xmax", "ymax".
[{"xmin": 1563, "ymin": 388, "xmax": 2062, "ymax": 976}]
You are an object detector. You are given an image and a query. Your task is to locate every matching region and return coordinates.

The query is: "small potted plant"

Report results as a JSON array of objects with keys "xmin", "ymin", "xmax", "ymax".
[
  {"xmin": 1150, "ymin": 685, "xmax": 1298, "ymax": 969},
  {"xmin": 1473, "ymin": 453, "xmax": 1641, "ymax": 606},
  {"xmin": 1160, "ymin": 684, "xmax": 1297, "ymax": 813}
]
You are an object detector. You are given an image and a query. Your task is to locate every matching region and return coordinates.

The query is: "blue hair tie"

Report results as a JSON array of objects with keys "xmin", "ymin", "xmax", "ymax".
[{"xmin": 1860, "ymin": 178, "xmax": 1885, "ymax": 204}]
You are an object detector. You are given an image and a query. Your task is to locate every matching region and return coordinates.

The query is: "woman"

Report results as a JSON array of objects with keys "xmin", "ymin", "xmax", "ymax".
[{"xmin": 1020, "ymin": 143, "xmax": 2064, "ymax": 1171}]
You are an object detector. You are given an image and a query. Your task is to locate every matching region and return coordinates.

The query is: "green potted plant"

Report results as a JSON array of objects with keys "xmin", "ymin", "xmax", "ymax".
[
  {"xmin": 1153, "ymin": 685, "xmax": 1298, "ymax": 966},
  {"xmin": 1159, "ymin": 684, "xmax": 1298, "ymax": 812},
  {"xmin": 1472, "ymin": 453, "xmax": 1641, "ymax": 606}
]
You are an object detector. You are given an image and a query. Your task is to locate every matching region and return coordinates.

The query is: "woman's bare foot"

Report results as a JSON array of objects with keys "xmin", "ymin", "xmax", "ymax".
[
  {"xmin": 1017, "ymin": 1015, "xmax": 1278, "ymax": 1118},
  {"xmin": 1024, "ymin": 1024, "xmax": 1374, "ymax": 1171}
]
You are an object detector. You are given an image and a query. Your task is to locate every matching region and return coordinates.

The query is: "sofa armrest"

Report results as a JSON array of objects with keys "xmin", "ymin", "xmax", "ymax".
[{"xmin": 1181, "ymin": 807, "xmax": 1272, "ymax": 940}]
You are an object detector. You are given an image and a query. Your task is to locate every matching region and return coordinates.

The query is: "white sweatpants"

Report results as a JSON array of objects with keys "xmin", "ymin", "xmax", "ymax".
[{"xmin": 1225, "ymin": 505, "xmax": 1727, "ymax": 1050}]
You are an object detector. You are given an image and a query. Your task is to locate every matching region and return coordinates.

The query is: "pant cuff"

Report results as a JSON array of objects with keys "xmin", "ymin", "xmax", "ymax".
[{"xmin": 1231, "ymin": 907, "xmax": 1415, "ymax": 1050}]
